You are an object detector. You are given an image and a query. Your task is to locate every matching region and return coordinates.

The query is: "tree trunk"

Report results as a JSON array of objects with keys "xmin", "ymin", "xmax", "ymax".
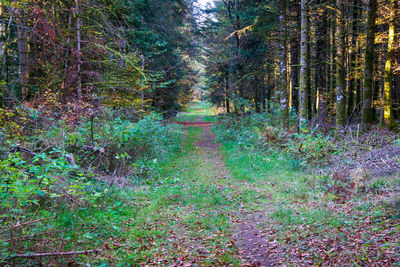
[
  {"xmin": 383, "ymin": 0, "xmax": 396, "ymax": 129},
  {"xmin": 225, "ymin": 70, "xmax": 230, "ymax": 113},
  {"xmin": 75, "ymin": 0, "xmax": 82, "ymax": 99},
  {"xmin": 329, "ymin": 14, "xmax": 337, "ymax": 118},
  {"xmin": 290, "ymin": 0, "xmax": 300, "ymax": 114},
  {"xmin": 361, "ymin": 0, "xmax": 377, "ymax": 128},
  {"xmin": 1, "ymin": 8, "xmax": 13, "ymax": 83},
  {"xmin": 315, "ymin": 0, "xmax": 327, "ymax": 124},
  {"xmin": 336, "ymin": 0, "xmax": 346, "ymax": 131},
  {"xmin": 347, "ymin": 0, "xmax": 358, "ymax": 117},
  {"xmin": 306, "ymin": 11, "xmax": 312, "ymax": 121},
  {"xmin": 279, "ymin": 0, "xmax": 289, "ymax": 127},
  {"xmin": 16, "ymin": 9, "xmax": 29, "ymax": 101},
  {"xmin": 299, "ymin": 0, "xmax": 308, "ymax": 130}
]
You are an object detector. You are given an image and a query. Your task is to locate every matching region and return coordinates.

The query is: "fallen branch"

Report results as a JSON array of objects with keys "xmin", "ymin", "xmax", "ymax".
[
  {"xmin": 4, "ymin": 227, "xmax": 95, "ymax": 242},
  {"xmin": 9, "ymin": 249, "xmax": 101, "ymax": 258},
  {"xmin": 346, "ymin": 102, "xmax": 362, "ymax": 130},
  {"xmin": 0, "ymin": 216, "xmax": 57, "ymax": 232}
]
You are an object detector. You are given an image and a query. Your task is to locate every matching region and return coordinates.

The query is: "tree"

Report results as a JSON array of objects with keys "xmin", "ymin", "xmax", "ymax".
[
  {"xmin": 75, "ymin": 0, "xmax": 81, "ymax": 99},
  {"xmin": 314, "ymin": 0, "xmax": 328, "ymax": 124},
  {"xmin": 383, "ymin": 0, "xmax": 397, "ymax": 129},
  {"xmin": 336, "ymin": 0, "xmax": 346, "ymax": 131},
  {"xmin": 299, "ymin": 0, "xmax": 308, "ymax": 130},
  {"xmin": 280, "ymin": 0, "xmax": 289, "ymax": 127},
  {"xmin": 361, "ymin": 0, "xmax": 377, "ymax": 128}
]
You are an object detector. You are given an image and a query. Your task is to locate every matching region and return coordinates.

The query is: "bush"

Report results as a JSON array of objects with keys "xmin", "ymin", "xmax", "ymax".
[
  {"xmin": 33, "ymin": 113, "xmax": 183, "ymax": 176},
  {"xmin": 213, "ymin": 112, "xmax": 336, "ymax": 165},
  {"xmin": 0, "ymin": 149, "xmax": 102, "ymax": 219}
]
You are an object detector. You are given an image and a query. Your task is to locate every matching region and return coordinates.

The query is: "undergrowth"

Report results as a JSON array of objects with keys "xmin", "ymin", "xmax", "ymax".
[
  {"xmin": 212, "ymin": 112, "xmax": 400, "ymax": 265},
  {"xmin": 0, "ymin": 108, "xmax": 185, "ymax": 265}
]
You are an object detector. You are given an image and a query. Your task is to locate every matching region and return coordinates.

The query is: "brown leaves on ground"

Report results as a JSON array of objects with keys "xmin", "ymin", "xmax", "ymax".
[{"xmin": 265, "ymin": 204, "xmax": 400, "ymax": 266}]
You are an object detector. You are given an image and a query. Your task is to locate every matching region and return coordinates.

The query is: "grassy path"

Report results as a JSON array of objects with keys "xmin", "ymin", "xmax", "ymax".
[
  {"xmin": 109, "ymin": 101, "xmax": 398, "ymax": 266},
  {"xmin": 172, "ymin": 102, "xmax": 280, "ymax": 266}
]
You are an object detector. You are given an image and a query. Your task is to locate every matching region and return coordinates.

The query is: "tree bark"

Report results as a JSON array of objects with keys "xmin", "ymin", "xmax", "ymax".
[
  {"xmin": 299, "ymin": 0, "xmax": 308, "ymax": 130},
  {"xmin": 280, "ymin": 0, "xmax": 289, "ymax": 128},
  {"xmin": 75, "ymin": 0, "xmax": 82, "ymax": 99},
  {"xmin": 315, "ymin": 0, "xmax": 327, "ymax": 124},
  {"xmin": 225, "ymin": 69, "xmax": 230, "ymax": 113},
  {"xmin": 16, "ymin": 9, "xmax": 29, "ymax": 101},
  {"xmin": 361, "ymin": 0, "xmax": 377, "ymax": 128},
  {"xmin": 336, "ymin": 0, "xmax": 346, "ymax": 131},
  {"xmin": 383, "ymin": 0, "xmax": 396, "ymax": 129},
  {"xmin": 290, "ymin": 0, "xmax": 300, "ymax": 114},
  {"xmin": 347, "ymin": 0, "xmax": 358, "ymax": 117},
  {"xmin": 306, "ymin": 10, "xmax": 312, "ymax": 120},
  {"xmin": 1, "ymin": 8, "xmax": 13, "ymax": 94}
]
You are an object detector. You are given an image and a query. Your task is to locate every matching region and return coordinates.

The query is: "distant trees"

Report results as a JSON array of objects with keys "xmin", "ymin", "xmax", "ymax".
[
  {"xmin": 203, "ymin": 0, "xmax": 400, "ymax": 131},
  {"xmin": 0, "ymin": 0, "xmax": 197, "ymax": 119}
]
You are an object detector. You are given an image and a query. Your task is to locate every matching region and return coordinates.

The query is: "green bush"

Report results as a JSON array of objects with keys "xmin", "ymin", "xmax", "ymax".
[
  {"xmin": 213, "ymin": 112, "xmax": 336, "ymax": 165},
  {"xmin": 283, "ymin": 131, "xmax": 336, "ymax": 164},
  {"xmin": 36, "ymin": 113, "xmax": 183, "ymax": 176},
  {"xmin": 0, "ymin": 149, "xmax": 102, "ymax": 219}
]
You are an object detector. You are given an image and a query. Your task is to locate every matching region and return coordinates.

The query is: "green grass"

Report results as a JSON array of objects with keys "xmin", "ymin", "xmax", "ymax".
[
  {"xmin": 174, "ymin": 101, "xmax": 218, "ymax": 122},
  {"xmin": 213, "ymin": 122, "xmax": 400, "ymax": 265},
  {"xmin": 98, "ymin": 122, "xmax": 240, "ymax": 265},
  {"xmin": 5, "ymin": 114, "xmax": 242, "ymax": 265},
  {"xmin": 9, "ymin": 101, "xmax": 398, "ymax": 265},
  {"xmin": 217, "ymin": 139, "xmax": 339, "ymax": 220}
]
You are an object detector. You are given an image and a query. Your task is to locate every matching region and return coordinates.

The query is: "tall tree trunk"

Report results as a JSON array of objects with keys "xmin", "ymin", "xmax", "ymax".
[
  {"xmin": 329, "ymin": 14, "xmax": 337, "ymax": 118},
  {"xmin": 225, "ymin": 70, "xmax": 230, "ymax": 113},
  {"xmin": 1, "ymin": 8, "xmax": 13, "ymax": 82},
  {"xmin": 16, "ymin": 9, "xmax": 29, "ymax": 101},
  {"xmin": 361, "ymin": 0, "xmax": 377, "ymax": 128},
  {"xmin": 315, "ymin": 0, "xmax": 327, "ymax": 124},
  {"xmin": 266, "ymin": 72, "xmax": 272, "ymax": 112},
  {"xmin": 336, "ymin": 0, "xmax": 346, "ymax": 131},
  {"xmin": 290, "ymin": 0, "xmax": 300, "ymax": 114},
  {"xmin": 75, "ymin": 0, "xmax": 82, "ymax": 99},
  {"xmin": 306, "ymin": 11, "xmax": 312, "ymax": 121},
  {"xmin": 299, "ymin": 0, "xmax": 308, "ymax": 130},
  {"xmin": 383, "ymin": 0, "xmax": 396, "ymax": 129},
  {"xmin": 347, "ymin": 0, "xmax": 358, "ymax": 117},
  {"xmin": 279, "ymin": 0, "xmax": 289, "ymax": 127}
]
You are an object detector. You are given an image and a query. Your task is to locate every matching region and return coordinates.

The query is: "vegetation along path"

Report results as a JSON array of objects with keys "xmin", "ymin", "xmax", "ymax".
[
  {"xmin": 3, "ymin": 101, "xmax": 399, "ymax": 266},
  {"xmin": 169, "ymin": 101, "xmax": 400, "ymax": 266}
]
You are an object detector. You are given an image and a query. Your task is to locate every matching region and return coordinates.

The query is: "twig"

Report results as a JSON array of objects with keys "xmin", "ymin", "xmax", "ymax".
[
  {"xmin": 4, "ymin": 227, "xmax": 95, "ymax": 242},
  {"xmin": 0, "ymin": 216, "xmax": 56, "ymax": 231},
  {"xmin": 8, "ymin": 249, "xmax": 101, "ymax": 258},
  {"xmin": 346, "ymin": 102, "xmax": 362, "ymax": 129}
]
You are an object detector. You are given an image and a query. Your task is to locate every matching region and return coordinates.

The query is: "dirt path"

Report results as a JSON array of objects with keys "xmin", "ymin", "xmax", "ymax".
[{"xmin": 188, "ymin": 119, "xmax": 281, "ymax": 266}]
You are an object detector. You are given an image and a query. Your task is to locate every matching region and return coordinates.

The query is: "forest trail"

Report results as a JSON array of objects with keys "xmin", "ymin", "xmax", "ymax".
[{"xmin": 176, "ymin": 102, "xmax": 281, "ymax": 266}]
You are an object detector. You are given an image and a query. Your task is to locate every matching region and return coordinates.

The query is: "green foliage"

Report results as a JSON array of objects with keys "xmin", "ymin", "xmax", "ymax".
[
  {"xmin": 0, "ymin": 149, "xmax": 102, "ymax": 218},
  {"xmin": 214, "ymin": 112, "xmax": 336, "ymax": 165},
  {"xmin": 283, "ymin": 131, "xmax": 336, "ymax": 164},
  {"xmin": 35, "ymin": 113, "xmax": 183, "ymax": 177}
]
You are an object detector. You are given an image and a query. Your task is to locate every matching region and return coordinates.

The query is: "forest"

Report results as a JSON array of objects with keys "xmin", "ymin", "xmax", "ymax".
[{"xmin": 0, "ymin": 0, "xmax": 399, "ymax": 265}]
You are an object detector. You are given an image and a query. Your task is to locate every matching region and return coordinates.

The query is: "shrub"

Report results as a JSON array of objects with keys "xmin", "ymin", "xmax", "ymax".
[
  {"xmin": 0, "ymin": 149, "xmax": 102, "ymax": 220},
  {"xmin": 30, "ymin": 113, "xmax": 183, "ymax": 177},
  {"xmin": 213, "ymin": 112, "xmax": 336, "ymax": 165}
]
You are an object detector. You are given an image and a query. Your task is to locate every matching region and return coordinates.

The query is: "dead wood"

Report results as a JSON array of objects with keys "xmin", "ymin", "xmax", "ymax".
[{"xmin": 8, "ymin": 249, "xmax": 101, "ymax": 258}]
